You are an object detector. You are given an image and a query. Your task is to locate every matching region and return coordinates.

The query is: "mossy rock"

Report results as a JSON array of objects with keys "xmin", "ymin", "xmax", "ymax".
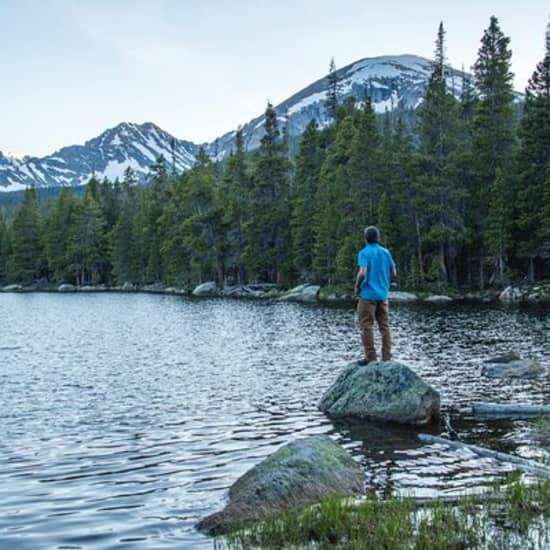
[
  {"xmin": 196, "ymin": 435, "xmax": 364, "ymax": 535},
  {"xmin": 319, "ymin": 361, "xmax": 440, "ymax": 425}
]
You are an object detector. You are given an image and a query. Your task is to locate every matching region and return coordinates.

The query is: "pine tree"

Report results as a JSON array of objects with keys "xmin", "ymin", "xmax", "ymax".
[
  {"xmin": 43, "ymin": 188, "xmax": 77, "ymax": 283},
  {"xmin": 244, "ymin": 103, "xmax": 291, "ymax": 283},
  {"xmin": 0, "ymin": 213, "xmax": 11, "ymax": 283},
  {"xmin": 180, "ymin": 149, "xmax": 228, "ymax": 285},
  {"xmin": 221, "ymin": 129, "xmax": 252, "ymax": 283},
  {"xmin": 10, "ymin": 187, "xmax": 42, "ymax": 284},
  {"xmin": 516, "ymin": 21, "xmax": 550, "ymax": 280},
  {"xmin": 66, "ymin": 186, "xmax": 107, "ymax": 285},
  {"xmin": 386, "ymin": 116, "xmax": 416, "ymax": 280},
  {"xmin": 326, "ymin": 57, "xmax": 341, "ymax": 122},
  {"xmin": 109, "ymin": 168, "xmax": 139, "ymax": 284},
  {"xmin": 334, "ymin": 98, "xmax": 381, "ymax": 284},
  {"xmin": 414, "ymin": 22, "xmax": 465, "ymax": 287},
  {"xmin": 471, "ymin": 16, "xmax": 516, "ymax": 286},
  {"xmin": 145, "ymin": 155, "xmax": 170, "ymax": 282},
  {"xmin": 313, "ymin": 115, "xmax": 355, "ymax": 285},
  {"xmin": 290, "ymin": 119, "xmax": 322, "ymax": 282}
]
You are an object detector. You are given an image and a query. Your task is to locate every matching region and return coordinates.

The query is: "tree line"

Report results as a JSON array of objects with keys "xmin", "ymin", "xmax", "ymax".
[{"xmin": 1, "ymin": 17, "xmax": 549, "ymax": 291}]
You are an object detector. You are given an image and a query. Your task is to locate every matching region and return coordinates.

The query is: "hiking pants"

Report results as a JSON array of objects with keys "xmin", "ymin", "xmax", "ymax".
[{"xmin": 357, "ymin": 299, "xmax": 392, "ymax": 362}]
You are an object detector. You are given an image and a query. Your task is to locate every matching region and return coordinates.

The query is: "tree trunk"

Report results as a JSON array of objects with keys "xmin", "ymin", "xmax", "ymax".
[
  {"xmin": 439, "ymin": 242, "xmax": 447, "ymax": 289},
  {"xmin": 472, "ymin": 402, "xmax": 550, "ymax": 418},
  {"xmin": 527, "ymin": 256, "xmax": 535, "ymax": 283},
  {"xmin": 479, "ymin": 258, "xmax": 485, "ymax": 290},
  {"xmin": 418, "ymin": 434, "xmax": 550, "ymax": 477},
  {"xmin": 415, "ymin": 216, "xmax": 425, "ymax": 283}
]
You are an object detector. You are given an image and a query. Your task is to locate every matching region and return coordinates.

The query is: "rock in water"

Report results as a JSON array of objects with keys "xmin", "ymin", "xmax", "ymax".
[
  {"xmin": 192, "ymin": 281, "xmax": 219, "ymax": 297},
  {"xmin": 1, "ymin": 284, "xmax": 23, "ymax": 292},
  {"xmin": 279, "ymin": 284, "xmax": 320, "ymax": 303},
  {"xmin": 319, "ymin": 361, "xmax": 440, "ymax": 425},
  {"xmin": 58, "ymin": 284, "xmax": 76, "ymax": 292},
  {"xmin": 499, "ymin": 286, "xmax": 524, "ymax": 302},
  {"xmin": 196, "ymin": 435, "xmax": 363, "ymax": 535},
  {"xmin": 424, "ymin": 295, "xmax": 453, "ymax": 303},
  {"xmin": 481, "ymin": 356, "xmax": 542, "ymax": 378},
  {"xmin": 389, "ymin": 291, "xmax": 418, "ymax": 302}
]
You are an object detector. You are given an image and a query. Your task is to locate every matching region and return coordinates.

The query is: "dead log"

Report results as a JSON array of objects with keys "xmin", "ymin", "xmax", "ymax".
[
  {"xmin": 418, "ymin": 433, "xmax": 550, "ymax": 478},
  {"xmin": 472, "ymin": 402, "xmax": 550, "ymax": 419}
]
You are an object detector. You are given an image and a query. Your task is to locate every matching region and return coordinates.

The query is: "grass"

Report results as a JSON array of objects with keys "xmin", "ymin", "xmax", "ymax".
[
  {"xmin": 219, "ymin": 476, "xmax": 550, "ymax": 549},
  {"xmin": 534, "ymin": 416, "xmax": 550, "ymax": 435}
]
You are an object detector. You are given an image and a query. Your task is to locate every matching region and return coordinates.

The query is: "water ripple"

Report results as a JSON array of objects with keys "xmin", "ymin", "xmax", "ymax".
[{"xmin": 0, "ymin": 293, "xmax": 548, "ymax": 548}]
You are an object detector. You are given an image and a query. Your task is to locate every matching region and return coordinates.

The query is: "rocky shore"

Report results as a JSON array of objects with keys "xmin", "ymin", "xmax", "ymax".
[{"xmin": 2, "ymin": 280, "xmax": 550, "ymax": 304}]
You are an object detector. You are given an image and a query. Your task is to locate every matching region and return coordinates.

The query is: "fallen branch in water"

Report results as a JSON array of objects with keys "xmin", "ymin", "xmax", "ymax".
[
  {"xmin": 472, "ymin": 402, "xmax": 550, "ymax": 419},
  {"xmin": 418, "ymin": 433, "xmax": 550, "ymax": 478}
]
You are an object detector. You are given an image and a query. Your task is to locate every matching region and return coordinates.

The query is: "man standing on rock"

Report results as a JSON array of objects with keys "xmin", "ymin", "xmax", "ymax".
[{"xmin": 354, "ymin": 226, "xmax": 396, "ymax": 365}]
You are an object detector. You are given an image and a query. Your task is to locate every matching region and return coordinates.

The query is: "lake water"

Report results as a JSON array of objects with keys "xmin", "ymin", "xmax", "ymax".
[{"xmin": 0, "ymin": 292, "xmax": 549, "ymax": 549}]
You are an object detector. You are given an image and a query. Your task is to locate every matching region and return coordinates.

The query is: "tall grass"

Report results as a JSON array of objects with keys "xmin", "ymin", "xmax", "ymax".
[{"xmin": 220, "ymin": 476, "xmax": 550, "ymax": 549}]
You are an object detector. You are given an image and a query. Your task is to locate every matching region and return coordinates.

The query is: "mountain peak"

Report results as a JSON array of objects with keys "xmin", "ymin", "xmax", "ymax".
[{"xmin": 0, "ymin": 53, "xmax": 523, "ymax": 192}]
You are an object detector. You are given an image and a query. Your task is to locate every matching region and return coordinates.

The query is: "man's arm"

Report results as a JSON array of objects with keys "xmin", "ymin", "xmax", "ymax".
[{"xmin": 355, "ymin": 267, "xmax": 367, "ymax": 297}]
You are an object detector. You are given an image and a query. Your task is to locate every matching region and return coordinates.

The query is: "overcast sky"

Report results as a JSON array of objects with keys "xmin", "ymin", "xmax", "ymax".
[{"xmin": 1, "ymin": 0, "xmax": 549, "ymax": 158}]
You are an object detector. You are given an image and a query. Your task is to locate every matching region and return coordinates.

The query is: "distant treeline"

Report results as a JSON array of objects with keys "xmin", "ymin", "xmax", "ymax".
[{"xmin": 1, "ymin": 18, "xmax": 549, "ymax": 290}]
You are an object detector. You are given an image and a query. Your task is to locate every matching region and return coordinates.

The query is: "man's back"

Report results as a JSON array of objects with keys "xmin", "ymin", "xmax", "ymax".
[{"xmin": 357, "ymin": 243, "xmax": 395, "ymax": 301}]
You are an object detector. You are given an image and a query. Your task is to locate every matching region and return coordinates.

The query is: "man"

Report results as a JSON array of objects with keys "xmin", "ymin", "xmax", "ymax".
[{"xmin": 354, "ymin": 226, "xmax": 396, "ymax": 365}]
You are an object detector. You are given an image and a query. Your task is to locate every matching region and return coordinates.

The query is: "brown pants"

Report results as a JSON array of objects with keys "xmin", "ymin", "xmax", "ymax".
[{"xmin": 357, "ymin": 299, "xmax": 392, "ymax": 362}]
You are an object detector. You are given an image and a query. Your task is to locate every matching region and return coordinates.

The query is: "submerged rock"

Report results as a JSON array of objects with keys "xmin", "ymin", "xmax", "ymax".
[
  {"xmin": 58, "ymin": 284, "xmax": 76, "ymax": 292},
  {"xmin": 192, "ymin": 281, "xmax": 219, "ymax": 297},
  {"xmin": 279, "ymin": 284, "xmax": 320, "ymax": 303},
  {"xmin": 196, "ymin": 435, "xmax": 363, "ymax": 535},
  {"xmin": 482, "ymin": 355, "xmax": 543, "ymax": 378},
  {"xmin": 319, "ymin": 361, "xmax": 440, "ymax": 425}
]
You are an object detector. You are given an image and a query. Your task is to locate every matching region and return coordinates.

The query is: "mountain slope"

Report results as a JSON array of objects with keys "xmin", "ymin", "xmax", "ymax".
[
  {"xmin": 206, "ymin": 54, "xmax": 469, "ymax": 159},
  {"xmin": 0, "ymin": 54, "xmax": 521, "ymax": 191},
  {"xmin": 0, "ymin": 122, "xmax": 199, "ymax": 191}
]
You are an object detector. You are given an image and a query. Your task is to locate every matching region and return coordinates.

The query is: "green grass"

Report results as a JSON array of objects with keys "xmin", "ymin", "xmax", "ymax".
[
  {"xmin": 219, "ymin": 476, "xmax": 550, "ymax": 549},
  {"xmin": 534, "ymin": 416, "xmax": 550, "ymax": 435}
]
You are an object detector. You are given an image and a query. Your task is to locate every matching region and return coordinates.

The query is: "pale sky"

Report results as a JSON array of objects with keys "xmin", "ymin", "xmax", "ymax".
[{"xmin": 1, "ymin": 0, "xmax": 549, "ymax": 158}]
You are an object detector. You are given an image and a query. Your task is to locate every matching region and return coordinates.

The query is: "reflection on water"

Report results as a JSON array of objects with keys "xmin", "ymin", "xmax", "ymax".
[{"xmin": 0, "ymin": 293, "xmax": 548, "ymax": 548}]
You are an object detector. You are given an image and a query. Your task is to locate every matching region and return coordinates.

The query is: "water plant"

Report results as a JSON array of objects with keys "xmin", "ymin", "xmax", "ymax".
[{"xmin": 220, "ymin": 476, "xmax": 550, "ymax": 549}]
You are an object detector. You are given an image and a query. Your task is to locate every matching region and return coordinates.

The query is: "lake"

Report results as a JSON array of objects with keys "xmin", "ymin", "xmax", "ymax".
[{"xmin": 0, "ymin": 292, "xmax": 549, "ymax": 549}]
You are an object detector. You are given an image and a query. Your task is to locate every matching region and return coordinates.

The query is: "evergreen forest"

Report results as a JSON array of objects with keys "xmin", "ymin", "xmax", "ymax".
[{"xmin": 1, "ymin": 18, "xmax": 549, "ymax": 292}]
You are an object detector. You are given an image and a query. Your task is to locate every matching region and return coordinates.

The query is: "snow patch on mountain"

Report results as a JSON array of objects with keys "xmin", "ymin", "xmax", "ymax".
[
  {"xmin": 0, "ymin": 122, "xmax": 200, "ymax": 192},
  {"xmin": 0, "ymin": 53, "xmax": 524, "ymax": 192}
]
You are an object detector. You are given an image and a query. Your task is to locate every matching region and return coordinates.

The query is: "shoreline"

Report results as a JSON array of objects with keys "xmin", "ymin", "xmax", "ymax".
[{"xmin": 2, "ymin": 282, "xmax": 550, "ymax": 305}]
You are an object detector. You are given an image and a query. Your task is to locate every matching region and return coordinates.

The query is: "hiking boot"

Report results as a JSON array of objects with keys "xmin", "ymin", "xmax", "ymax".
[{"xmin": 357, "ymin": 358, "xmax": 376, "ymax": 366}]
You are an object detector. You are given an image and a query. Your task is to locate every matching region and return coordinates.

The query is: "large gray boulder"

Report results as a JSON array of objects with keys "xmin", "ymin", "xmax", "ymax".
[
  {"xmin": 192, "ymin": 281, "xmax": 219, "ymax": 297},
  {"xmin": 197, "ymin": 435, "xmax": 363, "ymax": 535},
  {"xmin": 279, "ymin": 284, "xmax": 320, "ymax": 303},
  {"xmin": 319, "ymin": 361, "xmax": 440, "ymax": 425},
  {"xmin": 482, "ymin": 354, "xmax": 543, "ymax": 378}
]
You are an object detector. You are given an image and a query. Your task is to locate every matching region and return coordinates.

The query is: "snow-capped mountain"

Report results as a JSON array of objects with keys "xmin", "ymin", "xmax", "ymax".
[
  {"xmin": 206, "ymin": 54, "xmax": 469, "ymax": 160},
  {"xmin": 0, "ymin": 54, "xmax": 519, "ymax": 192},
  {"xmin": 0, "ymin": 122, "xmax": 200, "ymax": 191}
]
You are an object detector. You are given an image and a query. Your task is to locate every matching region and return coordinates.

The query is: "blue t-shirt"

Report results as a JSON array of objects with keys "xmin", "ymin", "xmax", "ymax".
[{"xmin": 357, "ymin": 243, "xmax": 396, "ymax": 301}]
